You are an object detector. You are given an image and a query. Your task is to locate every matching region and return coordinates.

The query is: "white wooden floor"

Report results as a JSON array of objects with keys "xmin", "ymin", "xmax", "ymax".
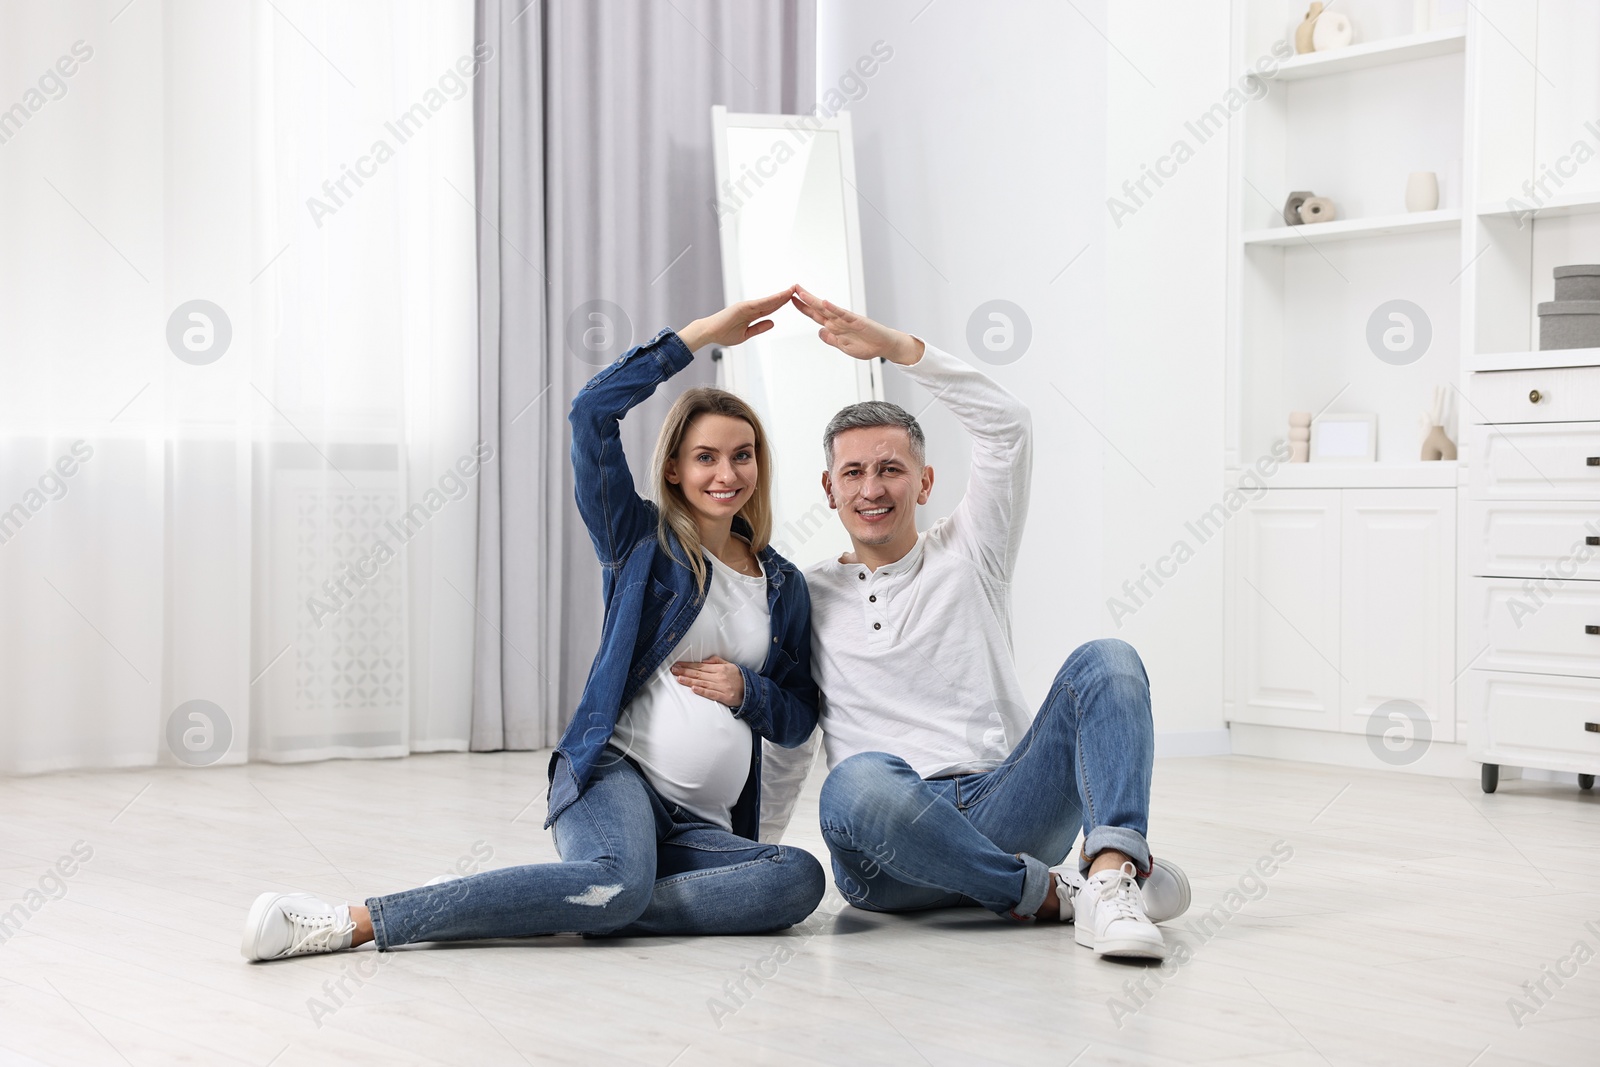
[{"xmin": 1, "ymin": 751, "xmax": 1597, "ymax": 1066}]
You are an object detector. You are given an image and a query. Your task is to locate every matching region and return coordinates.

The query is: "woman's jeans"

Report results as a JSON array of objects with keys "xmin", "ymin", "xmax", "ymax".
[
  {"xmin": 366, "ymin": 757, "xmax": 825, "ymax": 949},
  {"xmin": 817, "ymin": 638, "xmax": 1154, "ymax": 920}
]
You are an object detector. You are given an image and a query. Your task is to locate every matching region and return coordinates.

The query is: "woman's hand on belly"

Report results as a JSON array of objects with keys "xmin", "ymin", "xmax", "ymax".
[{"xmin": 669, "ymin": 656, "xmax": 744, "ymax": 709}]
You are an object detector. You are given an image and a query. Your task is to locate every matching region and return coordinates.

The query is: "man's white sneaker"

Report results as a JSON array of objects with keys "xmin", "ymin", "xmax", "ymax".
[
  {"xmin": 1072, "ymin": 862, "xmax": 1166, "ymax": 959},
  {"xmin": 241, "ymin": 892, "xmax": 356, "ymax": 961},
  {"xmin": 1048, "ymin": 855, "xmax": 1191, "ymax": 926},
  {"xmin": 1048, "ymin": 861, "xmax": 1081, "ymax": 922},
  {"xmin": 1140, "ymin": 856, "xmax": 1191, "ymax": 925}
]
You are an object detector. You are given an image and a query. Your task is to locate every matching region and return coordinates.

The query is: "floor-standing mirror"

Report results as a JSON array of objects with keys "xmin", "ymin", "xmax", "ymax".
[{"xmin": 711, "ymin": 106, "xmax": 881, "ymax": 570}]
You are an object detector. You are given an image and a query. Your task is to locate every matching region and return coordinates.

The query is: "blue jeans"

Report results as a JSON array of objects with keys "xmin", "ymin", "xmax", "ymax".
[
  {"xmin": 817, "ymin": 638, "xmax": 1154, "ymax": 920},
  {"xmin": 366, "ymin": 756, "xmax": 825, "ymax": 949}
]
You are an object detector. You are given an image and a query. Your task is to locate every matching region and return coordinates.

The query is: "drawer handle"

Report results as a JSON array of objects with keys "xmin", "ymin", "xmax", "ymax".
[
  {"xmin": 1530, "ymin": 389, "xmax": 1543, "ymax": 403},
  {"xmin": 1589, "ymin": 458, "xmax": 1600, "ymax": 466},
  {"xmin": 1589, "ymin": 723, "xmax": 1600, "ymax": 733},
  {"xmin": 1589, "ymin": 536, "xmax": 1600, "ymax": 546},
  {"xmin": 1588, "ymin": 626, "xmax": 1600, "ymax": 635}
]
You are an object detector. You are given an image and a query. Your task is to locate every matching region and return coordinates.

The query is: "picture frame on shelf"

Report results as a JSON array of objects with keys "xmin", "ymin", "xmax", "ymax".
[{"xmin": 1310, "ymin": 413, "xmax": 1378, "ymax": 462}]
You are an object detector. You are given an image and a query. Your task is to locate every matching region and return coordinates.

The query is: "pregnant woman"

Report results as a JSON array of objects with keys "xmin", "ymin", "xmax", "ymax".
[{"xmin": 242, "ymin": 287, "xmax": 825, "ymax": 960}]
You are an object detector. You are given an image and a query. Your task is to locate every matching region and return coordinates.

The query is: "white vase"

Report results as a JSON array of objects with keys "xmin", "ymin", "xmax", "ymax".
[
  {"xmin": 1312, "ymin": 11, "xmax": 1353, "ymax": 50},
  {"xmin": 1406, "ymin": 171, "xmax": 1440, "ymax": 212}
]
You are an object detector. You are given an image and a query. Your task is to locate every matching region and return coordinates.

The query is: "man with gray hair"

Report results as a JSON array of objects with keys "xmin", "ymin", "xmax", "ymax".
[{"xmin": 762, "ymin": 286, "xmax": 1189, "ymax": 959}]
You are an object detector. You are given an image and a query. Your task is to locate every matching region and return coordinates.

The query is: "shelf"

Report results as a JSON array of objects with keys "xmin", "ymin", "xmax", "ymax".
[
  {"xmin": 1265, "ymin": 28, "xmax": 1467, "ymax": 82},
  {"xmin": 1231, "ymin": 462, "xmax": 1461, "ymax": 490},
  {"xmin": 1242, "ymin": 209, "xmax": 1461, "ymax": 246},
  {"xmin": 1466, "ymin": 348, "xmax": 1600, "ymax": 373},
  {"xmin": 1476, "ymin": 191, "xmax": 1600, "ymax": 222}
]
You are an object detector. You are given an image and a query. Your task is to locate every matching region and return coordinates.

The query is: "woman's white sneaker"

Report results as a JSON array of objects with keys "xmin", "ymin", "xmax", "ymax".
[
  {"xmin": 1072, "ymin": 862, "xmax": 1166, "ymax": 959},
  {"xmin": 241, "ymin": 892, "xmax": 356, "ymax": 961}
]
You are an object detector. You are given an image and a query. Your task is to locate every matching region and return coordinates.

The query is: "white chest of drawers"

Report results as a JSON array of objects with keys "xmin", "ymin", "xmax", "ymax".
[{"xmin": 1465, "ymin": 351, "xmax": 1600, "ymax": 792}]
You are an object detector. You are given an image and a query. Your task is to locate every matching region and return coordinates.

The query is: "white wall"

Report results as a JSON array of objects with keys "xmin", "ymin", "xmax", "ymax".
[
  {"xmin": 817, "ymin": 1, "xmax": 1233, "ymax": 750},
  {"xmin": 1102, "ymin": 0, "xmax": 1234, "ymax": 750},
  {"xmin": 815, "ymin": 0, "xmax": 1109, "ymax": 712}
]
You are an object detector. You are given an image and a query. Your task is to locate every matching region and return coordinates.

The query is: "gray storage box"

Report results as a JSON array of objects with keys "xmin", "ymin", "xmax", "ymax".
[
  {"xmin": 1538, "ymin": 300, "xmax": 1600, "ymax": 350},
  {"xmin": 1554, "ymin": 265, "xmax": 1600, "ymax": 302}
]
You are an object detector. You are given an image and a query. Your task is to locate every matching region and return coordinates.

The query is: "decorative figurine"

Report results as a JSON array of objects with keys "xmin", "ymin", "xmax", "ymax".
[
  {"xmin": 1299, "ymin": 196, "xmax": 1337, "ymax": 223},
  {"xmin": 1313, "ymin": 10, "xmax": 1354, "ymax": 50},
  {"xmin": 1283, "ymin": 191, "xmax": 1314, "ymax": 226},
  {"xmin": 1289, "ymin": 411, "xmax": 1312, "ymax": 463},
  {"xmin": 1295, "ymin": 2, "xmax": 1324, "ymax": 54},
  {"xmin": 1420, "ymin": 386, "xmax": 1456, "ymax": 460}
]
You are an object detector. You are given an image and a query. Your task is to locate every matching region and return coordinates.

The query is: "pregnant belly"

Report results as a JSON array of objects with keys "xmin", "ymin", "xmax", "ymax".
[{"xmin": 613, "ymin": 688, "xmax": 754, "ymax": 808}]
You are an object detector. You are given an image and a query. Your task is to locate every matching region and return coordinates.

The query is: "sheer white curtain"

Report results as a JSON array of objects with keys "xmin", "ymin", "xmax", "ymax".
[{"xmin": 0, "ymin": 1, "xmax": 479, "ymax": 773}]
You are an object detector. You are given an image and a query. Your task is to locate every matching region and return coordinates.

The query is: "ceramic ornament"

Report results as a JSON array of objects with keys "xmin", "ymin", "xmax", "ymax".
[
  {"xmin": 1298, "ymin": 196, "xmax": 1337, "ymax": 223},
  {"xmin": 1313, "ymin": 11, "xmax": 1354, "ymax": 50},
  {"xmin": 1419, "ymin": 386, "xmax": 1457, "ymax": 461},
  {"xmin": 1289, "ymin": 411, "xmax": 1312, "ymax": 463},
  {"xmin": 1406, "ymin": 171, "xmax": 1440, "ymax": 212},
  {"xmin": 1294, "ymin": 2, "xmax": 1324, "ymax": 54},
  {"xmin": 1283, "ymin": 191, "xmax": 1314, "ymax": 226}
]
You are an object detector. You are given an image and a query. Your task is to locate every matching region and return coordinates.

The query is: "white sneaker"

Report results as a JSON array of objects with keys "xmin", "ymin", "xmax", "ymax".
[
  {"xmin": 1140, "ymin": 856, "xmax": 1190, "ymax": 924},
  {"xmin": 1072, "ymin": 862, "xmax": 1166, "ymax": 959},
  {"xmin": 241, "ymin": 892, "xmax": 356, "ymax": 961},
  {"xmin": 1049, "ymin": 855, "xmax": 1191, "ymax": 926}
]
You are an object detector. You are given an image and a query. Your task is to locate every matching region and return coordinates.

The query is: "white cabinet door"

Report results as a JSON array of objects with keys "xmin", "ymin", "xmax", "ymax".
[
  {"xmin": 1234, "ymin": 489, "xmax": 1342, "ymax": 730},
  {"xmin": 1340, "ymin": 490, "xmax": 1457, "ymax": 743}
]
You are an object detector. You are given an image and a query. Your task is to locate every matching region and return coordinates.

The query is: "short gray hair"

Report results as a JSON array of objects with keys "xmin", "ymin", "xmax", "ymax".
[{"xmin": 823, "ymin": 401, "xmax": 926, "ymax": 469}]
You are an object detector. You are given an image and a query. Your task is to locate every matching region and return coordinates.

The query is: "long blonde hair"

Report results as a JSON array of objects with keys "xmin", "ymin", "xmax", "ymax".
[{"xmin": 650, "ymin": 388, "xmax": 773, "ymax": 591}]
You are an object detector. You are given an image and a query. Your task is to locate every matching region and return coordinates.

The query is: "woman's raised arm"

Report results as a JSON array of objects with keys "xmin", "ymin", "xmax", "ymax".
[{"xmin": 566, "ymin": 287, "xmax": 796, "ymax": 567}]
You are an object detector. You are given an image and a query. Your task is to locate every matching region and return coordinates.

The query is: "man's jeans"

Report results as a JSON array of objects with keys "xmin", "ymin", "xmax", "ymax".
[
  {"xmin": 817, "ymin": 638, "xmax": 1153, "ymax": 920},
  {"xmin": 367, "ymin": 756, "xmax": 825, "ymax": 949}
]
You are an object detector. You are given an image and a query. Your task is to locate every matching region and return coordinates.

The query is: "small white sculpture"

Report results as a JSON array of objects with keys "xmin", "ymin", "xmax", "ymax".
[
  {"xmin": 1299, "ymin": 196, "xmax": 1337, "ymax": 223},
  {"xmin": 1289, "ymin": 411, "xmax": 1312, "ymax": 463},
  {"xmin": 1313, "ymin": 11, "xmax": 1354, "ymax": 50}
]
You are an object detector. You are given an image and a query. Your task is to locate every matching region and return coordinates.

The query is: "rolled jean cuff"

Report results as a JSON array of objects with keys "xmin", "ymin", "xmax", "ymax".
[
  {"xmin": 1080, "ymin": 827, "xmax": 1152, "ymax": 879},
  {"xmin": 1010, "ymin": 852, "xmax": 1053, "ymax": 919},
  {"xmin": 364, "ymin": 896, "xmax": 393, "ymax": 952}
]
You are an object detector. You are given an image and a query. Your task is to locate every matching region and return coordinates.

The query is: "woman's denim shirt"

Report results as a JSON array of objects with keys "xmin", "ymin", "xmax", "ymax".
[{"xmin": 548, "ymin": 328, "xmax": 819, "ymax": 840}]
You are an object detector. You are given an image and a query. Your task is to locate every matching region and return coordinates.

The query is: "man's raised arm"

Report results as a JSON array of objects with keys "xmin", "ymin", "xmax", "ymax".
[{"xmin": 789, "ymin": 286, "xmax": 1032, "ymax": 580}]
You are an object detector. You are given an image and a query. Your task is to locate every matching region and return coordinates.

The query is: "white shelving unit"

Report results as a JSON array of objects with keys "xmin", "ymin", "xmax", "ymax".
[
  {"xmin": 1239, "ymin": 461, "xmax": 1460, "ymax": 489},
  {"xmin": 1241, "ymin": 208, "xmax": 1461, "ymax": 246},
  {"xmin": 1269, "ymin": 26, "xmax": 1467, "ymax": 81},
  {"xmin": 1464, "ymin": 346, "xmax": 1600, "ymax": 373},
  {"xmin": 1222, "ymin": 0, "xmax": 1600, "ymax": 779},
  {"xmin": 1475, "ymin": 191, "xmax": 1600, "ymax": 221}
]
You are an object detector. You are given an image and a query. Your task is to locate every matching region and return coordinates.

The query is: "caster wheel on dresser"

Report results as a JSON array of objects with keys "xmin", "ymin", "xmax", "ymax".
[
  {"xmin": 1581, "ymin": 774, "xmax": 1595, "ymax": 791},
  {"xmin": 1481, "ymin": 764, "xmax": 1499, "ymax": 794}
]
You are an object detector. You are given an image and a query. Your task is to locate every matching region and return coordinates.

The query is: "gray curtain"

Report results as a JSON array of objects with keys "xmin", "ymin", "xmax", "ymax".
[{"xmin": 471, "ymin": 0, "xmax": 816, "ymax": 750}]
